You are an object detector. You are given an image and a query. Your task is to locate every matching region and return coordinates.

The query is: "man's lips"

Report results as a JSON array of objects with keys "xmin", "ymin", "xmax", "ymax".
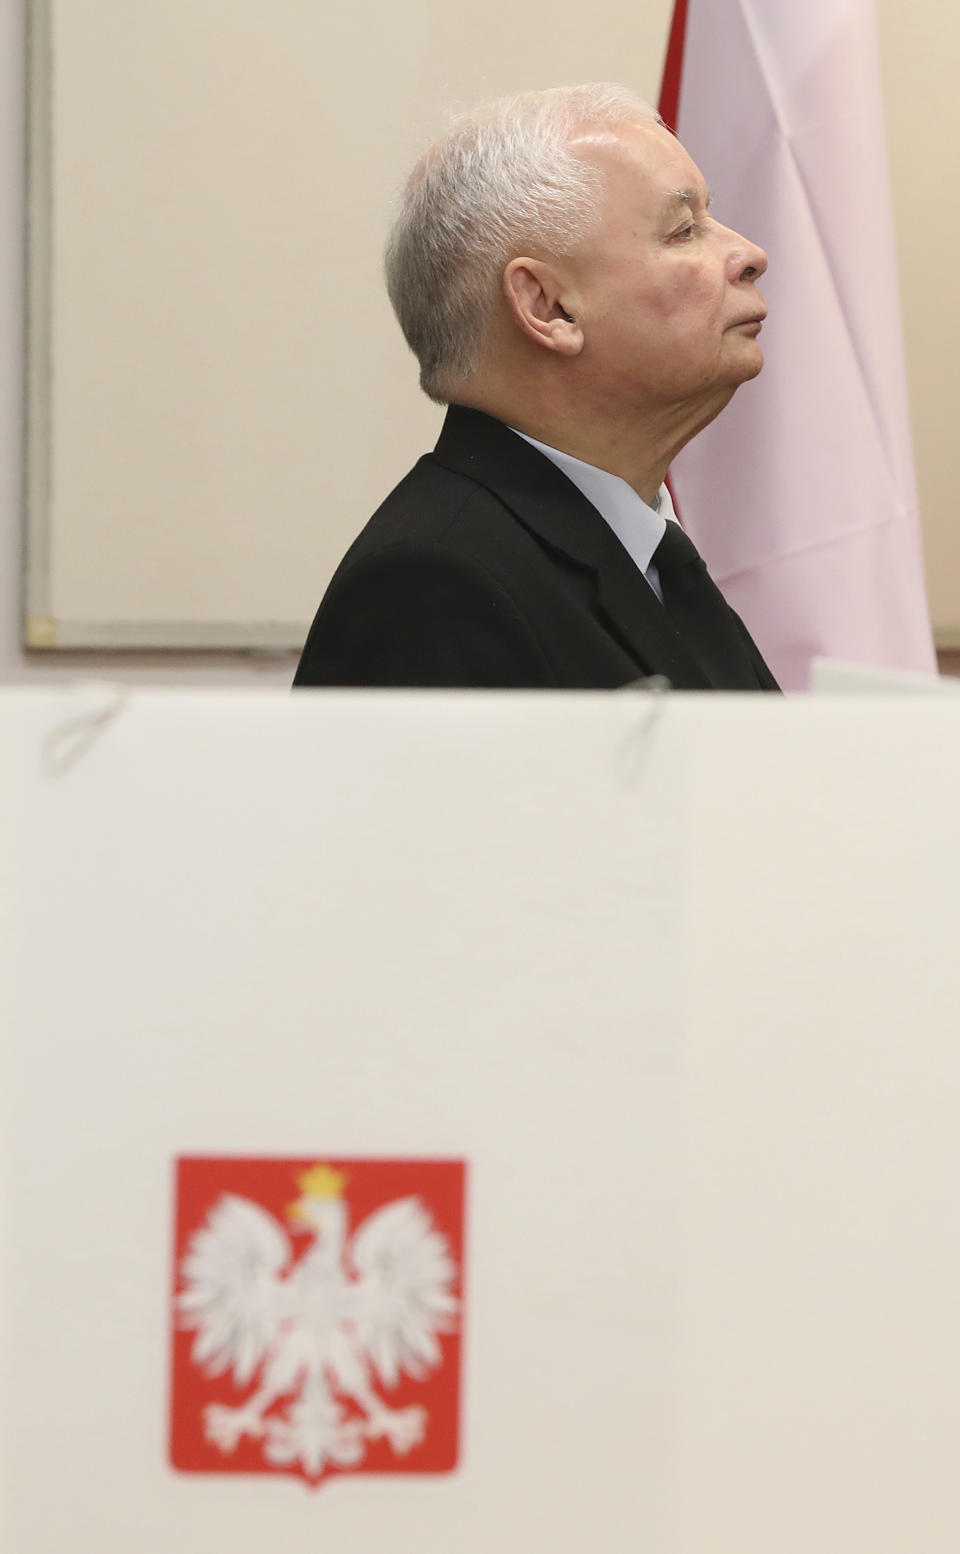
[{"xmin": 729, "ymin": 311, "xmax": 767, "ymax": 333}]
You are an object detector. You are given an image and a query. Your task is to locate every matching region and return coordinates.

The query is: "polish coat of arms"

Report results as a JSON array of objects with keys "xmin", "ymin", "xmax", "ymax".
[{"xmin": 170, "ymin": 1157, "xmax": 464, "ymax": 1486}]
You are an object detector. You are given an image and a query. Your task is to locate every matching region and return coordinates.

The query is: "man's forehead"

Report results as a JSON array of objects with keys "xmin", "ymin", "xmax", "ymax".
[
  {"xmin": 568, "ymin": 117, "xmax": 668, "ymax": 165},
  {"xmin": 574, "ymin": 119, "xmax": 706, "ymax": 192},
  {"xmin": 618, "ymin": 137, "xmax": 712, "ymax": 217}
]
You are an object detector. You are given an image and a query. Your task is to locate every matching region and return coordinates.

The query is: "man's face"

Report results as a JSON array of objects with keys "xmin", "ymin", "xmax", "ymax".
[{"xmin": 566, "ymin": 120, "xmax": 768, "ymax": 418}]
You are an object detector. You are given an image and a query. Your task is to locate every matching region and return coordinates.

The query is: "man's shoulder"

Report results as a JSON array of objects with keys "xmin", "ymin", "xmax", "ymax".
[
  {"xmin": 344, "ymin": 403, "xmax": 583, "ymax": 561},
  {"xmin": 340, "ymin": 417, "xmax": 548, "ymax": 573},
  {"xmin": 293, "ymin": 428, "xmax": 567, "ymax": 689},
  {"xmin": 348, "ymin": 450, "xmax": 497, "ymax": 556}
]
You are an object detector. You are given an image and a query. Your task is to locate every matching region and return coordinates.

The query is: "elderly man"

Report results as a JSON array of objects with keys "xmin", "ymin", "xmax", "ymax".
[{"xmin": 294, "ymin": 83, "xmax": 778, "ymax": 691}]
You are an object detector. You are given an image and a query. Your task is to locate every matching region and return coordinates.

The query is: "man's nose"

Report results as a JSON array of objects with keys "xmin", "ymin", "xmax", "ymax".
[{"xmin": 728, "ymin": 231, "xmax": 768, "ymax": 282}]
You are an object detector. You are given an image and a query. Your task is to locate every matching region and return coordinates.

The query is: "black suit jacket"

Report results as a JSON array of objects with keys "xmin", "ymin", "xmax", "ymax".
[{"xmin": 294, "ymin": 406, "xmax": 779, "ymax": 691}]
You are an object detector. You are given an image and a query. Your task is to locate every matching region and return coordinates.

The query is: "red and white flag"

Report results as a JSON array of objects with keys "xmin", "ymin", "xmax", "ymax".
[{"xmin": 660, "ymin": 0, "xmax": 936, "ymax": 689}]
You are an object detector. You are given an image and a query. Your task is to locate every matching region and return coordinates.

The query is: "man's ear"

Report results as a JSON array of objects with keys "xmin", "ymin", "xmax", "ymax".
[{"xmin": 503, "ymin": 258, "xmax": 584, "ymax": 356}]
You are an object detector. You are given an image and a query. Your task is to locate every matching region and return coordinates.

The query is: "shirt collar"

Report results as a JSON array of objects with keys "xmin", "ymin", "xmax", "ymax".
[{"xmin": 509, "ymin": 428, "xmax": 673, "ymax": 576}]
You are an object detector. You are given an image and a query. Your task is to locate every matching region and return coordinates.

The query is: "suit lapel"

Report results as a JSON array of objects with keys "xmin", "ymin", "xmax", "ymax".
[{"xmin": 432, "ymin": 406, "xmax": 714, "ymax": 689}]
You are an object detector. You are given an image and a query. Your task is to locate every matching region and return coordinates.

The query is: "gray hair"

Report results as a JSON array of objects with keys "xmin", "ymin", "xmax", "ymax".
[{"xmin": 384, "ymin": 83, "xmax": 661, "ymax": 403}]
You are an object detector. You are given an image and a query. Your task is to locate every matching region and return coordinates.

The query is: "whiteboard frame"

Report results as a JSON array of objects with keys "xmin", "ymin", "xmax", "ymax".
[{"xmin": 24, "ymin": 0, "xmax": 56, "ymax": 649}]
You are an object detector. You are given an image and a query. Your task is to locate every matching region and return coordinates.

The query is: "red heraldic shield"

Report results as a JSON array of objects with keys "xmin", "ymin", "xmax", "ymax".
[{"xmin": 170, "ymin": 1157, "xmax": 466, "ymax": 1487}]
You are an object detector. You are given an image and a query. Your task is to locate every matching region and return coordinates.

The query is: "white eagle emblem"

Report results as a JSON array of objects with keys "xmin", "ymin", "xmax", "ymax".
[{"xmin": 176, "ymin": 1164, "xmax": 459, "ymax": 1479}]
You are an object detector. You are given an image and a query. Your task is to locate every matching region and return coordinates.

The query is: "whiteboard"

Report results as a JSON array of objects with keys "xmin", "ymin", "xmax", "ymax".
[{"xmin": 24, "ymin": 0, "xmax": 673, "ymax": 650}]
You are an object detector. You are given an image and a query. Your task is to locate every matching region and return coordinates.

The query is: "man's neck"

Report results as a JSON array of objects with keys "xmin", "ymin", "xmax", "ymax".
[
  {"xmin": 453, "ymin": 382, "xmax": 730, "ymax": 508},
  {"xmin": 504, "ymin": 415, "xmax": 669, "ymax": 506}
]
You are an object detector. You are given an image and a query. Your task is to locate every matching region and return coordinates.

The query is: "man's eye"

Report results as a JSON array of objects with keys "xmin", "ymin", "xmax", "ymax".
[{"xmin": 671, "ymin": 222, "xmax": 698, "ymax": 242}]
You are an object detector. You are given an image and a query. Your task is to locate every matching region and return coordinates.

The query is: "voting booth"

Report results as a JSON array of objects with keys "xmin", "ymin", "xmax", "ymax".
[{"xmin": 5, "ymin": 688, "xmax": 960, "ymax": 1552}]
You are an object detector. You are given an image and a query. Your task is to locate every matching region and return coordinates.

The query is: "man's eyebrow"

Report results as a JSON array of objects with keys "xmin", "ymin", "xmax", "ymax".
[{"xmin": 665, "ymin": 187, "xmax": 713, "ymax": 212}]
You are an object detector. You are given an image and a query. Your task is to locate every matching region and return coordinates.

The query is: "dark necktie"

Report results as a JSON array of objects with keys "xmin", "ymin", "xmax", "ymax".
[{"xmin": 651, "ymin": 521, "xmax": 764, "ymax": 689}]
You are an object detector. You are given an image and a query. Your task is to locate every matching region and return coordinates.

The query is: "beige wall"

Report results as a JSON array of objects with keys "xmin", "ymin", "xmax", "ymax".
[
  {"xmin": 876, "ymin": 1, "xmax": 960, "ymax": 645},
  {"xmin": 1, "ymin": 0, "xmax": 958, "ymax": 678}
]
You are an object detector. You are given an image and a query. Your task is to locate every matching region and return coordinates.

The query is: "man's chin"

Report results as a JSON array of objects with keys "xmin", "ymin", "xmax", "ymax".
[{"xmin": 731, "ymin": 344, "xmax": 764, "ymax": 384}]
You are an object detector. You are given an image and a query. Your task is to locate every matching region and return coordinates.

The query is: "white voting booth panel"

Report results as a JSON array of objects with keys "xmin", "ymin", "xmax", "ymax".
[
  {"xmin": 5, "ymin": 689, "xmax": 960, "ymax": 1553},
  {"xmin": 4, "ymin": 691, "xmax": 683, "ymax": 1554}
]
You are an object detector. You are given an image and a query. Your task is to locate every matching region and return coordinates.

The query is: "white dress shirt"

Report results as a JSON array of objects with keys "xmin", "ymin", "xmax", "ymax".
[{"xmin": 510, "ymin": 428, "xmax": 679, "ymax": 602}]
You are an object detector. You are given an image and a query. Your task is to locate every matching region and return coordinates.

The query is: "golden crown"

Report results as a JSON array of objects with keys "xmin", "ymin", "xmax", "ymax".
[{"xmin": 295, "ymin": 1163, "xmax": 348, "ymax": 1200}]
